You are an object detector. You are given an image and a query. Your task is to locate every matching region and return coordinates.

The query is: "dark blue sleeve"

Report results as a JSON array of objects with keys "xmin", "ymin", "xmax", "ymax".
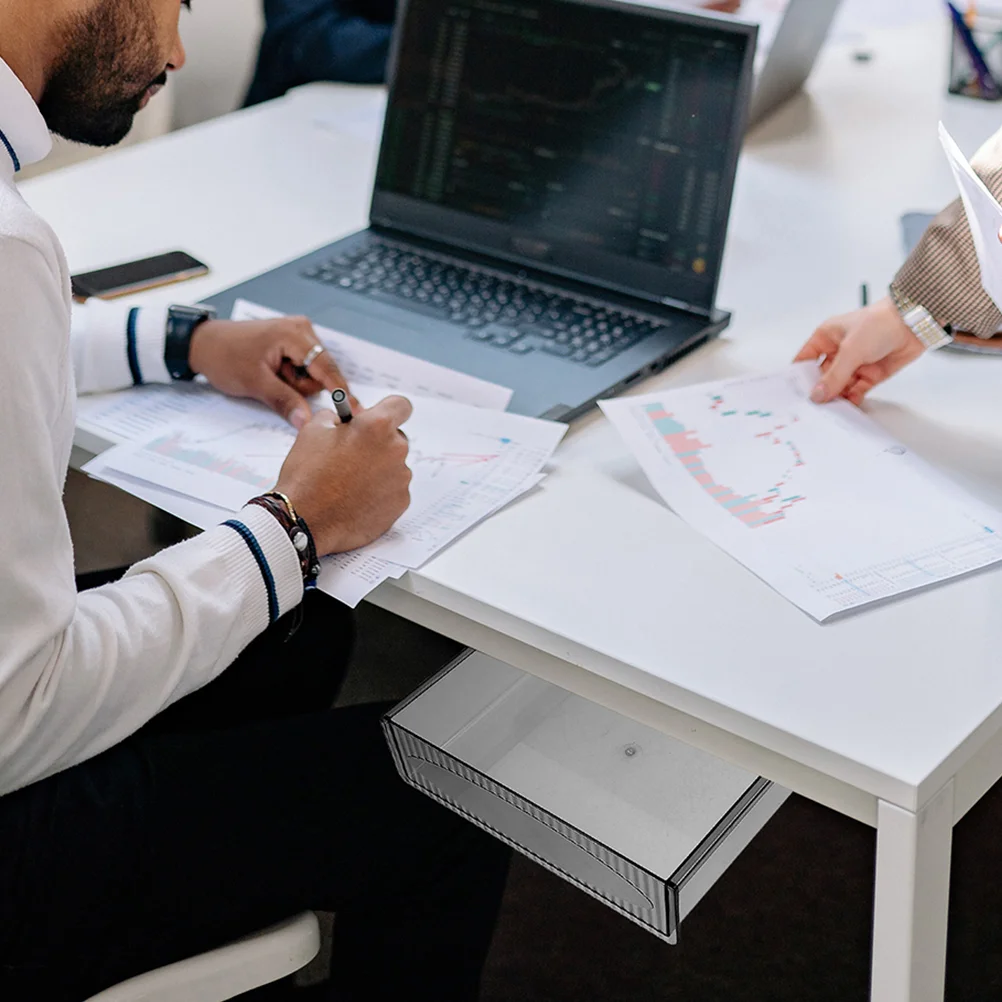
[{"xmin": 245, "ymin": 0, "xmax": 394, "ymax": 107}]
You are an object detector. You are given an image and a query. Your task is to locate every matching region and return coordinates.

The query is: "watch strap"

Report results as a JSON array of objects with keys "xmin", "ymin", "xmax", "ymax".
[
  {"xmin": 165, "ymin": 304, "xmax": 217, "ymax": 381},
  {"xmin": 889, "ymin": 286, "xmax": 954, "ymax": 351}
]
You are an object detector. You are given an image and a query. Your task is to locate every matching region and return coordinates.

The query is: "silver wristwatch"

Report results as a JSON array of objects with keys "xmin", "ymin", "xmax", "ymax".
[{"xmin": 889, "ymin": 286, "xmax": 954, "ymax": 351}]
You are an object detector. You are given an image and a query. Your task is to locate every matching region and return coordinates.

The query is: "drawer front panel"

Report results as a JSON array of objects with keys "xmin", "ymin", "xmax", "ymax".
[{"xmin": 386, "ymin": 722, "xmax": 675, "ymax": 940}]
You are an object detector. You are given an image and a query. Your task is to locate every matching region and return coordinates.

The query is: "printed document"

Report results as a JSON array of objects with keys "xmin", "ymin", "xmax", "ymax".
[
  {"xmin": 939, "ymin": 122, "xmax": 1002, "ymax": 310},
  {"xmin": 86, "ymin": 386, "xmax": 564, "ymax": 607},
  {"xmin": 75, "ymin": 297, "xmax": 513, "ymax": 450},
  {"xmin": 76, "ymin": 382, "xmax": 216, "ymax": 447},
  {"xmin": 601, "ymin": 364, "xmax": 1002, "ymax": 621},
  {"xmin": 231, "ymin": 300, "xmax": 513, "ymax": 410}
]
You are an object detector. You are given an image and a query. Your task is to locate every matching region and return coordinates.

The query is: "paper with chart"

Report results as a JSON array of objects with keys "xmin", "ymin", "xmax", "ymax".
[
  {"xmin": 231, "ymin": 300, "xmax": 513, "ymax": 410},
  {"xmin": 314, "ymin": 474, "xmax": 544, "ymax": 607},
  {"xmin": 93, "ymin": 385, "xmax": 562, "ymax": 514},
  {"xmin": 86, "ymin": 441, "xmax": 412, "ymax": 607},
  {"xmin": 600, "ymin": 364, "xmax": 1002, "ymax": 621},
  {"xmin": 84, "ymin": 449, "xmax": 410, "ymax": 607},
  {"xmin": 88, "ymin": 385, "xmax": 564, "ymax": 606},
  {"xmin": 939, "ymin": 123, "xmax": 1002, "ymax": 311},
  {"xmin": 76, "ymin": 382, "xmax": 217, "ymax": 446},
  {"xmin": 351, "ymin": 392, "xmax": 565, "ymax": 566},
  {"xmin": 90, "ymin": 397, "xmax": 295, "ymax": 511},
  {"xmin": 87, "ymin": 449, "xmax": 546, "ymax": 607}
]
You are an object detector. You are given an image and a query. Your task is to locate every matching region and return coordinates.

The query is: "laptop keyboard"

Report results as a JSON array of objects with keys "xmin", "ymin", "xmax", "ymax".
[{"xmin": 300, "ymin": 242, "xmax": 670, "ymax": 367}]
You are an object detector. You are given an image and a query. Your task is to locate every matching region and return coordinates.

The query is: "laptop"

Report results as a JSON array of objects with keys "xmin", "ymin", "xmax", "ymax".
[
  {"xmin": 208, "ymin": 0, "xmax": 757, "ymax": 419},
  {"xmin": 746, "ymin": 0, "xmax": 842, "ymax": 128}
]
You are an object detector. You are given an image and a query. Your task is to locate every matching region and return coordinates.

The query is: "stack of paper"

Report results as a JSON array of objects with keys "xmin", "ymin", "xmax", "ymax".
[{"xmin": 83, "ymin": 301, "xmax": 566, "ymax": 606}]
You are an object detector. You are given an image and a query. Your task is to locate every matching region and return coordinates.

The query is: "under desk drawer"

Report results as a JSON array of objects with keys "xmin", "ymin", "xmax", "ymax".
[{"xmin": 383, "ymin": 650, "xmax": 789, "ymax": 944}]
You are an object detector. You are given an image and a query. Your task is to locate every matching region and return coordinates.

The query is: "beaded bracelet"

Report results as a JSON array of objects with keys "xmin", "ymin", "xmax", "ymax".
[{"xmin": 245, "ymin": 491, "xmax": 321, "ymax": 590}]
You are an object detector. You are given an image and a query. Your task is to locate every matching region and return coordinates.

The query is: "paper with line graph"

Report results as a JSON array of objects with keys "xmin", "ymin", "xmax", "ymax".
[
  {"xmin": 600, "ymin": 364, "xmax": 1002, "ymax": 621},
  {"xmin": 87, "ymin": 383, "xmax": 565, "ymax": 604}
]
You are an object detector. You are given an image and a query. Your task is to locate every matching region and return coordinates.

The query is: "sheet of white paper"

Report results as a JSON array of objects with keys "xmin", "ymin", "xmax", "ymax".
[
  {"xmin": 89, "ymin": 438, "xmax": 546, "ymax": 609},
  {"xmin": 85, "ymin": 453, "xmax": 410, "ymax": 607},
  {"xmin": 94, "ymin": 397, "xmax": 296, "ymax": 511},
  {"xmin": 365, "ymin": 442, "xmax": 558, "ymax": 568},
  {"xmin": 76, "ymin": 382, "xmax": 217, "ymax": 446},
  {"xmin": 93, "ymin": 385, "xmax": 565, "ymax": 600},
  {"xmin": 600, "ymin": 364, "xmax": 1002, "ymax": 621},
  {"xmin": 90, "ymin": 457, "xmax": 542, "ymax": 610},
  {"xmin": 85, "ymin": 462, "xmax": 230, "ymax": 530},
  {"xmin": 86, "ymin": 459, "xmax": 411, "ymax": 607},
  {"xmin": 351, "ymin": 390, "xmax": 566, "ymax": 567},
  {"xmin": 318, "ymin": 472, "xmax": 546, "ymax": 606},
  {"xmin": 95, "ymin": 386, "xmax": 562, "ymax": 512},
  {"xmin": 231, "ymin": 300, "xmax": 513, "ymax": 410},
  {"xmin": 316, "ymin": 551, "xmax": 406, "ymax": 609},
  {"xmin": 939, "ymin": 122, "xmax": 1002, "ymax": 311}
]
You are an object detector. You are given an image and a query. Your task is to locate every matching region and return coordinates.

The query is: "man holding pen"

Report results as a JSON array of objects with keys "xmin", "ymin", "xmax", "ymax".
[{"xmin": 0, "ymin": 1, "xmax": 509, "ymax": 998}]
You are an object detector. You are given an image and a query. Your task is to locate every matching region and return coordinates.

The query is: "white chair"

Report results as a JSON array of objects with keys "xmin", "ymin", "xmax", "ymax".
[{"xmin": 84, "ymin": 911, "xmax": 320, "ymax": 1002}]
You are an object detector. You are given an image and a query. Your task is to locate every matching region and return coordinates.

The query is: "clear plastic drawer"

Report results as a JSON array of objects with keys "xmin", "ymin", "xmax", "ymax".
[{"xmin": 383, "ymin": 649, "xmax": 788, "ymax": 943}]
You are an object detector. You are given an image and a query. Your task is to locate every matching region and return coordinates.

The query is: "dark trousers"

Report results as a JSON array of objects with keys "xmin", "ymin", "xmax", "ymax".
[{"xmin": 0, "ymin": 579, "xmax": 510, "ymax": 1001}]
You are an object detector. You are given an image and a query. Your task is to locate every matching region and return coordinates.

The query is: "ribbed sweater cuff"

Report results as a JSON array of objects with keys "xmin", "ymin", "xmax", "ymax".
[{"xmin": 203, "ymin": 504, "xmax": 304, "ymax": 634}]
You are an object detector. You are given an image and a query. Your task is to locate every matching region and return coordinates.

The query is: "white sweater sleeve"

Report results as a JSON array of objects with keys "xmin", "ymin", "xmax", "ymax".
[
  {"xmin": 0, "ymin": 241, "xmax": 303, "ymax": 796},
  {"xmin": 70, "ymin": 298, "xmax": 172, "ymax": 393}
]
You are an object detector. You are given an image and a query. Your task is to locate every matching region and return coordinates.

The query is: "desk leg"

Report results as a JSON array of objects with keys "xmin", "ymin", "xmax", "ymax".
[{"xmin": 869, "ymin": 781, "xmax": 954, "ymax": 1002}]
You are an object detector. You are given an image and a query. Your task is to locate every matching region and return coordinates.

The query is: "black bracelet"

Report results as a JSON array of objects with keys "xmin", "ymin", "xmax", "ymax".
[{"xmin": 245, "ymin": 492, "xmax": 320, "ymax": 589}]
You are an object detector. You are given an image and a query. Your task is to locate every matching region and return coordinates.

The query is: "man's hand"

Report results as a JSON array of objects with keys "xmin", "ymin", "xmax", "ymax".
[
  {"xmin": 794, "ymin": 297, "xmax": 924, "ymax": 405},
  {"xmin": 276, "ymin": 396, "xmax": 414, "ymax": 556},
  {"xmin": 189, "ymin": 316, "xmax": 355, "ymax": 430}
]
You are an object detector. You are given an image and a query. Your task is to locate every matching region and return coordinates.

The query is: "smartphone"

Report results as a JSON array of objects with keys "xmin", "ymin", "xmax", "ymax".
[{"xmin": 71, "ymin": 250, "xmax": 209, "ymax": 300}]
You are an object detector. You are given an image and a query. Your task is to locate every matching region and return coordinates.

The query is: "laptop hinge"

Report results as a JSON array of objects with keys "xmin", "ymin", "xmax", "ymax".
[{"xmin": 367, "ymin": 223, "xmax": 713, "ymax": 320}]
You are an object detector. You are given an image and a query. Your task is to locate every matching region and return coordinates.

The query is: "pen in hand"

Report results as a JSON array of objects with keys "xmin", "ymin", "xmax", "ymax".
[{"xmin": 331, "ymin": 387, "xmax": 353, "ymax": 424}]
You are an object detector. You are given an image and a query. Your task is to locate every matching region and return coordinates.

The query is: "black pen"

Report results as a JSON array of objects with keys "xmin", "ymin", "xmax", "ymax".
[
  {"xmin": 331, "ymin": 387, "xmax": 353, "ymax": 423},
  {"xmin": 860, "ymin": 283, "xmax": 869, "ymax": 308}
]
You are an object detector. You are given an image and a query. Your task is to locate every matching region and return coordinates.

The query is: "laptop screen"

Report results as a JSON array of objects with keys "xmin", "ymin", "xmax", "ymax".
[{"xmin": 372, "ymin": 0, "xmax": 756, "ymax": 313}]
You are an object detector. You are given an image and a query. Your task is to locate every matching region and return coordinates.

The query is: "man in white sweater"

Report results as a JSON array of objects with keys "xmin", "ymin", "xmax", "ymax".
[{"xmin": 0, "ymin": 1, "xmax": 510, "ymax": 998}]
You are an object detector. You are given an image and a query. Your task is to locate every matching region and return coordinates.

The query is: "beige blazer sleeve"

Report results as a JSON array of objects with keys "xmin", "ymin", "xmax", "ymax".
[{"xmin": 892, "ymin": 127, "xmax": 1002, "ymax": 338}]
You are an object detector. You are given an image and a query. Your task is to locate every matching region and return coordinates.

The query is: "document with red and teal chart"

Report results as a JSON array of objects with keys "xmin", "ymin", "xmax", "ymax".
[{"xmin": 600, "ymin": 364, "xmax": 1002, "ymax": 621}]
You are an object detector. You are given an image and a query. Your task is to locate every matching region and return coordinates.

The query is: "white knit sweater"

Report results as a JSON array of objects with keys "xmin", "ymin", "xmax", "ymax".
[{"xmin": 0, "ymin": 58, "xmax": 303, "ymax": 796}]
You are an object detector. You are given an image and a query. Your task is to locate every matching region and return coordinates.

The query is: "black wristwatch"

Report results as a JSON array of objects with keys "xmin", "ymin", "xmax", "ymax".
[{"xmin": 164, "ymin": 303, "xmax": 217, "ymax": 381}]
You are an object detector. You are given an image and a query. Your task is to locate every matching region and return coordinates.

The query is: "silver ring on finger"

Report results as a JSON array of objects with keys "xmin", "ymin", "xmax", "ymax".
[{"xmin": 301, "ymin": 343, "xmax": 326, "ymax": 369}]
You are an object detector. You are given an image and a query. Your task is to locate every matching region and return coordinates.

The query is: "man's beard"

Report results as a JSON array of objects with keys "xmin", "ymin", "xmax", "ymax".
[{"xmin": 39, "ymin": 0, "xmax": 166, "ymax": 147}]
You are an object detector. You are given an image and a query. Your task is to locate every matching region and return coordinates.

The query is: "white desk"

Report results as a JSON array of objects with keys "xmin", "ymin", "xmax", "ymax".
[{"xmin": 24, "ymin": 15, "xmax": 1002, "ymax": 1001}]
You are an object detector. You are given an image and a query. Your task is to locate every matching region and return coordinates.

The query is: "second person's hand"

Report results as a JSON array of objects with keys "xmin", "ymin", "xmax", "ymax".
[{"xmin": 794, "ymin": 297, "xmax": 924, "ymax": 406}]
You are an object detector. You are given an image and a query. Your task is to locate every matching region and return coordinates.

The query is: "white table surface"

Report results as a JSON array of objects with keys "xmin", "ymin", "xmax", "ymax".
[{"xmin": 24, "ymin": 14, "xmax": 1002, "ymax": 820}]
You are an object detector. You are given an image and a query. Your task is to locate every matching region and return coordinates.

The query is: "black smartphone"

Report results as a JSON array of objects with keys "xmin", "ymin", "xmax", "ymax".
[{"xmin": 71, "ymin": 250, "xmax": 209, "ymax": 300}]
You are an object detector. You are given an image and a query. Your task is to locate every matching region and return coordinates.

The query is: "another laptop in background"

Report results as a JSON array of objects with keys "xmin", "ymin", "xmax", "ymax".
[
  {"xmin": 208, "ymin": 0, "xmax": 757, "ymax": 419},
  {"xmin": 747, "ymin": 0, "xmax": 842, "ymax": 127}
]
